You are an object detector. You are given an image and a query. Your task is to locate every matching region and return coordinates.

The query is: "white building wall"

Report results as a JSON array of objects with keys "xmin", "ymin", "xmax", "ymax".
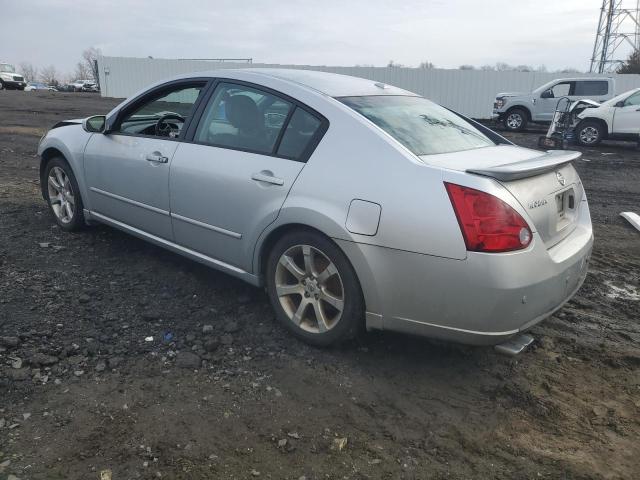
[{"xmin": 98, "ymin": 56, "xmax": 640, "ymax": 119}]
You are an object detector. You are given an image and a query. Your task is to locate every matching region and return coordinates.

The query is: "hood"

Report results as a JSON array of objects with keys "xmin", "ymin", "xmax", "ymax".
[
  {"xmin": 495, "ymin": 92, "xmax": 525, "ymax": 98},
  {"xmin": 51, "ymin": 118, "xmax": 84, "ymax": 129}
]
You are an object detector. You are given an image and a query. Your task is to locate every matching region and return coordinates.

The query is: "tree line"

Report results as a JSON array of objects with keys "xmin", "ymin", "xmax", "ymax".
[{"xmin": 18, "ymin": 48, "xmax": 101, "ymax": 86}]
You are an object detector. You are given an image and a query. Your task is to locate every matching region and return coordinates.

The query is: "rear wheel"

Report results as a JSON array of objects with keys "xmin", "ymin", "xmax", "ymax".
[
  {"xmin": 266, "ymin": 230, "xmax": 364, "ymax": 346},
  {"xmin": 503, "ymin": 108, "xmax": 528, "ymax": 131},
  {"xmin": 576, "ymin": 120, "xmax": 604, "ymax": 146},
  {"xmin": 44, "ymin": 157, "xmax": 85, "ymax": 231},
  {"xmin": 0, "ymin": 81, "xmax": 4, "ymax": 91}
]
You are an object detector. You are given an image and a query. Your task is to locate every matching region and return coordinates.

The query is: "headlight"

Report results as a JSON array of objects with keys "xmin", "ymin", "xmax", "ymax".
[{"xmin": 495, "ymin": 97, "xmax": 506, "ymax": 109}]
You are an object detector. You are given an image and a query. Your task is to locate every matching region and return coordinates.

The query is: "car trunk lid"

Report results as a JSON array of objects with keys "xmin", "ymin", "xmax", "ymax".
[{"xmin": 421, "ymin": 146, "xmax": 585, "ymax": 249}]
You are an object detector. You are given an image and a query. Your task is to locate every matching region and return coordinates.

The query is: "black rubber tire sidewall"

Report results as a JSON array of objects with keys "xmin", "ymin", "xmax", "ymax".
[
  {"xmin": 266, "ymin": 230, "xmax": 364, "ymax": 347},
  {"xmin": 43, "ymin": 157, "xmax": 85, "ymax": 231},
  {"xmin": 503, "ymin": 108, "xmax": 528, "ymax": 131},
  {"xmin": 576, "ymin": 120, "xmax": 603, "ymax": 146}
]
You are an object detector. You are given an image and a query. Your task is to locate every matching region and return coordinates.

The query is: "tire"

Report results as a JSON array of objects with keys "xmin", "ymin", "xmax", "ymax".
[
  {"xmin": 576, "ymin": 120, "xmax": 604, "ymax": 146},
  {"xmin": 0, "ymin": 81, "xmax": 4, "ymax": 91},
  {"xmin": 265, "ymin": 230, "xmax": 364, "ymax": 347},
  {"xmin": 43, "ymin": 157, "xmax": 86, "ymax": 231},
  {"xmin": 503, "ymin": 108, "xmax": 528, "ymax": 132}
]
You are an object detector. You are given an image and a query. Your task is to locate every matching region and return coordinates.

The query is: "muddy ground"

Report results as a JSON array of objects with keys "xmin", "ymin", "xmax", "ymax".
[{"xmin": 0, "ymin": 90, "xmax": 639, "ymax": 480}]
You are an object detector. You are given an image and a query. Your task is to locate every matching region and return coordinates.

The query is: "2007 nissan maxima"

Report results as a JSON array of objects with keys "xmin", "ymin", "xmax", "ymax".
[{"xmin": 37, "ymin": 69, "xmax": 593, "ymax": 348}]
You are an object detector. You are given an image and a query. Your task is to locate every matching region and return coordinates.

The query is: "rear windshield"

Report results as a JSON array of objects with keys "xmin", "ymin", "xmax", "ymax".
[{"xmin": 339, "ymin": 95, "xmax": 495, "ymax": 155}]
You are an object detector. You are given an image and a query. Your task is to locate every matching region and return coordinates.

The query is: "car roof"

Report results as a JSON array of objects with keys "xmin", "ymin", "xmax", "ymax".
[{"xmin": 178, "ymin": 68, "xmax": 415, "ymax": 98}]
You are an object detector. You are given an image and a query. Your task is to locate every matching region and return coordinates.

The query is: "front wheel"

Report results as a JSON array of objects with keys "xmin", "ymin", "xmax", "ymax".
[
  {"xmin": 576, "ymin": 120, "xmax": 604, "ymax": 146},
  {"xmin": 0, "ymin": 81, "xmax": 4, "ymax": 91},
  {"xmin": 44, "ymin": 157, "xmax": 86, "ymax": 231},
  {"xmin": 503, "ymin": 108, "xmax": 528, "ymax": 131},
  {"xmin": 266, "ymin": 230, "xmax": 364, "ymax": 347}
]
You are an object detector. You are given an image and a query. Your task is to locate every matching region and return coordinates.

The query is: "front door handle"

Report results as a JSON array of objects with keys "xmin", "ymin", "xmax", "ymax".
[
  {"xmin": 146, "ymin": 152, "xmax": 169, "ymax": 164},
  {"xmin": 251, "ymin": 171, "xmax": 284, "ymax": 186}
]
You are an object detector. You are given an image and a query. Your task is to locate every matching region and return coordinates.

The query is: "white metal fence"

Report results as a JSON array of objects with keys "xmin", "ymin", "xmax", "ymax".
[{"xmin": 98, "ymin": 56, "xmax": 640, "ymax": 119}]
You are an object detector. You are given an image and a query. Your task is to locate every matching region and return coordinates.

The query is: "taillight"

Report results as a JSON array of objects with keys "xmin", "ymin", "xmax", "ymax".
[{"xmin": 445, "ymin": 182, "xmax": 532, "ymax": 253}]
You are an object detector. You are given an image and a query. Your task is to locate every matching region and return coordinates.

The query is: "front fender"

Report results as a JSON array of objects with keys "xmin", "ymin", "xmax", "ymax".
[{"xmin": 38, "ymin": 126, "xmax": 94, "ymax": 209}]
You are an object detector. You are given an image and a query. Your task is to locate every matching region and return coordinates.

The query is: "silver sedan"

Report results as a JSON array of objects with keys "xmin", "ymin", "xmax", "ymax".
[{"xmin": 37, "ymin": 69, "xmax": 593, "ymax": 348}]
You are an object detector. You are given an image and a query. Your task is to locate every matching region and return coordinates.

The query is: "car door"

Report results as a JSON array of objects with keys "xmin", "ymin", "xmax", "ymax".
[
  {"xmin": 169, "ymin": 81, "xmax": 327, "ymax": 272},
  {"xmin": 612, "ymin": 90, "xmax": 640, "ymax": 135},
  {"xmin": 536, "ymin": 81, "xmax": 573, "ymax": 122},
  {"xmin": 84, "ymin": 81, "xmax": 207, "ymax": 240}
]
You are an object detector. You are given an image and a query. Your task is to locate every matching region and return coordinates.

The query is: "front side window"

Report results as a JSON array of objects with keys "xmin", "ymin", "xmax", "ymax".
[
  {"xmin": 195, "ymin": 83, "xmax": 293, "ymax": 155},
  {"xmin": 116, "ymin": 83, "xmax": 205, "ymax": 138},
  {"xmin": 623, "ymin": 91, "xmax": 640, "ymax": 107},
  {"xmin": 574, "ymin": 80, "xmax": 608, "ymax": 96},
  {"xmin": 340, "ymin": 95, "xmax": 494, "ymax": 156},
  {"xmin": 551, "ymin": 82, "xmax": 572, "ymax": 97}
]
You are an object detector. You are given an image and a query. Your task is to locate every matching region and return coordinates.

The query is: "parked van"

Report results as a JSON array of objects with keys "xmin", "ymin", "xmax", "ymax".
[{"xmin": 492, "ymin": 77, "xmax": 615, "ymax": 131}]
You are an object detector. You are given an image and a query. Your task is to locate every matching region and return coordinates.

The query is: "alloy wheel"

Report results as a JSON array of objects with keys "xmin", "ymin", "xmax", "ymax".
[
  {"xmin": 580, "ymin": 126, "xmax": 598, "ymax": 144},
  {"xmin": 506, "ymin": 113, "xmax": 523, "ymax": 129},
  {"xmin": 274, "ymin": 244, "xmax": 345, "ymax": 334},
  {"xmin": 47, "ymin": 166, "xmax": 76, "ymax": 224}
]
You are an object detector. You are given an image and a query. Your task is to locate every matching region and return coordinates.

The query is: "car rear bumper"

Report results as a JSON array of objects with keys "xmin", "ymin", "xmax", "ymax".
[{"xmin": 336, "ymin": 200, "xmax": 593, "ymax": 346}]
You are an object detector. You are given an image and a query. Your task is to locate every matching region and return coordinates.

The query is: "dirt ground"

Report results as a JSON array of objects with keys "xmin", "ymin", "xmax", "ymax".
[{"xmin": 0, "ymin": 90, "xmax": 639, "ymax": 480}]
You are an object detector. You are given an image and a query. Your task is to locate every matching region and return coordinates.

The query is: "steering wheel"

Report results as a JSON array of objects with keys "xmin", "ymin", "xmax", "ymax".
[{"xmin": 155, "ymin": 113, "xmax": 185, "ymax": 138}]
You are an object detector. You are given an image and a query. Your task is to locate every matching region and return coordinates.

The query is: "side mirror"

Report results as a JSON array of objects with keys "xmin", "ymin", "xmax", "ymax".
[
  {"xmin": 615, "ymin": 101, "xmax": 625, "ymax": 108},
  {"xmin": 83, "ymin": 115, "xmax": 106, "ymax": 133},
  {"xmin": 540, "ymin": 89, "xmax": 554, "ymax": 99}
]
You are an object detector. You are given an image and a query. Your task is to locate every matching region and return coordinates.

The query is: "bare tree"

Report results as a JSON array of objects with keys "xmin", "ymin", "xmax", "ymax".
[
  {"xmin": 19, "ymin": 62, "xmax": 38, "ymax": 83},
  {"xmin": 480, "ymin": 64, "xmax": 496, "ymax": 71},
  {"xmin": 555, "ymin": 67, "xmax": 582, "ymax": 74},
  {"xmin": 74, "ymin": 61, "xmax": 90, "ymax": 81},
  {"xmin": 495, "ymin": 62, "xmax": 512, "ymax": 71},
  {"xmin": 458, "ymin": 64, "xmax": 475, "ymax": 70},
  {"xmin": 387, "ymin": 60, "xmax": 405, "ymax": 68},
  {"xmin": 40, "ymin": 65, "xmax": 58, "ymax": 86},
  {"xmin": 418, "ymin": 60, "xmax": 435, "ymax": 69},
  {"xmin": 81, "ymin": 47, "xmax": 101, "ymax": 83}
]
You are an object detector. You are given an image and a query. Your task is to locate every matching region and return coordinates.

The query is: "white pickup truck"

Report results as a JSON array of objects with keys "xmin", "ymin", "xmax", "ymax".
[
  {"xmin": 574, "ymin": 88, "xmax": 640, "ymax": 146},
  {"xmin": 493, "ymin": 77, "xmax": 615, "ymax": 131}
]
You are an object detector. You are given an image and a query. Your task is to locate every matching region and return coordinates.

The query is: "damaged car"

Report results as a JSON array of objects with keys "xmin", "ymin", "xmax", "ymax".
[{"xmin": 37, "ymin": 69, "xmax": 593, "ymax": 350}]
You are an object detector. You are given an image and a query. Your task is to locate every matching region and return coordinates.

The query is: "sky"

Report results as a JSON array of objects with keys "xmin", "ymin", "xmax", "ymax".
[{"xmin": 0, "ymin": 0, "xmax": 615, "ymax": 77}]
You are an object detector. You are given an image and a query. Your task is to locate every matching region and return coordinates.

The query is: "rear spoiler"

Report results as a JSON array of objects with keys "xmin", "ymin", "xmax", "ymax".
[{"xmin": 466, "ymin": 150, "xmax": 581, "ymax": 181}]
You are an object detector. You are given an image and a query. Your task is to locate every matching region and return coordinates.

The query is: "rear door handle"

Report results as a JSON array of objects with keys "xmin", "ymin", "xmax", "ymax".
[
  {"xmin": 251, "ymin": 171, "xmax": 284, "ymax": 186},
  {"xmin": 146, "ymin": 152, "xmax": 169, "ymax": 164}
]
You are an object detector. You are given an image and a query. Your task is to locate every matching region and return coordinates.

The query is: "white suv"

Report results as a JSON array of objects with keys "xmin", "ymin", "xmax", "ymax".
[
  {"xmin": 0, "ymin": 63, "xmax": 26, "ymax": 90},
  {"xmin": 493, "ymin": 77, "xmax": 615, "ymax": 131},
  {"xmin": 574, "ymin": 88, "xmax": 640, "ymax": 146}
]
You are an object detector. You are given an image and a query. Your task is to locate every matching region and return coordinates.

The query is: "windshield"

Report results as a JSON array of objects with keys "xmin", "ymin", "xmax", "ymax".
[
  {"xmin": 340, "ymin": 95, "xmax": 494, "ymax": 156},
  {"xmin": 0, "ymin": 64, "xmax": 16, "ymax": 73},
  {"xmin": 602, "ymin": 88, "xmax": 640, "ymax": 106}
]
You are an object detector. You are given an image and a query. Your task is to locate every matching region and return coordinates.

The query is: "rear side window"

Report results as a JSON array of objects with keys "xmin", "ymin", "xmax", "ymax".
[
  {"xmin": 339, "ymin": 95, "xmax": 494, "ymax": 156},
  {"xmin": 574, "ymin": 81, "xmax": 608, "ymax": 96},
  {"xmin": 195, "ymin": 82, "xmax": 293, "ymax": 155},
  {"xmin": 277, "ymin": 108, "xmax": 323, "ymax": 160}
]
